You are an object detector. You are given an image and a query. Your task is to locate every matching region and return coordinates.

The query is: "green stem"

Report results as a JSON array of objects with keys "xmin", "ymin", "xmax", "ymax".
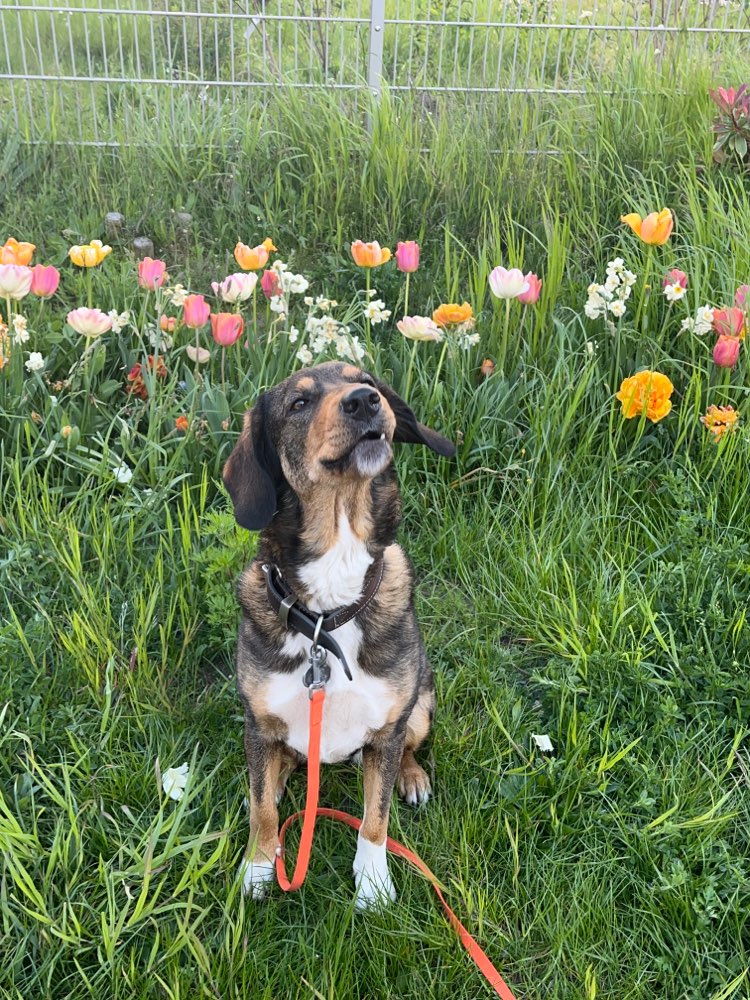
[
  {"xmin": 364, "ymin": 268, "xmax": 372, "ymax": 358},
  {"xmin": 429, "ymin": 337, "xmax": 449, "ymax": 410},
  {"xmin": 221, "ymin": 346, "xmax": 226, "ymax": 391},
  {"xmin": 404, "ymin": 339, "xmax": 419, "ymax": 399},
  {"xmin": 404, "ymin": 272, "xmax": 410, "ymax": 319},
  {"xmin": 86, "ymin": 267, "xmax": 93, "ymax": 309}
]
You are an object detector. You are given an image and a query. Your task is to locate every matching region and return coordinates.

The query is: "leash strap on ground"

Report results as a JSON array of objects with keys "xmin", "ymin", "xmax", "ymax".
[{"xmin": 274, "ymin": 689, "xmax": 519, "ymax": 1000}]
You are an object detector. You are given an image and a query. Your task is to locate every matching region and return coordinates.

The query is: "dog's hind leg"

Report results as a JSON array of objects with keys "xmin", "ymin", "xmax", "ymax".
[
  {"xmin": 354, "ymin": 730, "xmax": 405, "ymax": 910},
  {"xmin": 398, "ymin": 682, "xmax": 434, "ymax": 806},
  {"xmin": 239, "ymin": 719, "xmax": 282, "ymax": 900}
]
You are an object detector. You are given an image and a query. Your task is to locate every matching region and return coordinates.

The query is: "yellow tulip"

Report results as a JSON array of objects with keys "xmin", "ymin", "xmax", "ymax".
[
  {"xmin": 616, "ymin": 370, "xmax": 674, "ymax": 423},
  {"xmin": 68, "ymin": 239, "xmax": 112, "ymax": 267},
  {"xmin": 620, "ymin": 209, "xmax": 673, "ymax": 246}
]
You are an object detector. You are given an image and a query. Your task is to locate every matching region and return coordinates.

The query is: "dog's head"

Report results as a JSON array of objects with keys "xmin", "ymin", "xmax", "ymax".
[{"xmin": 223, "ymin": 361, "xmax": 456, "ymax": 531}]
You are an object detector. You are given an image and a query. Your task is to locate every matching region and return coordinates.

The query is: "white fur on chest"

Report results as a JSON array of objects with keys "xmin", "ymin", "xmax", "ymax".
[
  {"xmin": 265, "ymin": 627, "xmax": 393, "ymax": 762},
  {"xmin": 297, "ymin": 512, "xmax": 373, "ymax": 611}
]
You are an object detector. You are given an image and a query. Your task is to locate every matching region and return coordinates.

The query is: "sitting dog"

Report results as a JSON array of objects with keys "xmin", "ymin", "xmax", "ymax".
[{"xmin": 223, "ymin": 361, "xmax": 455, "ymax": 908}]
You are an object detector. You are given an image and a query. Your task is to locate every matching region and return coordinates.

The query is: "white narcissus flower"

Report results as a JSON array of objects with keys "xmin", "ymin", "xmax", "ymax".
[
  {"xmin": 107, "ymin": 310, "xmax": 130, "ymax": 334},
  {"xmin": 608, "ymin": 299, "xmax": 627, "ymax": 318},
  {"xmin": 12, "ymin": 315, "xmax": 30, "ymax": 343},
  {"xmin": 0, "ymin": 264, "xmax": 33, "ymax": 300},
  {"xmin": 25, "ymin": 351, "xmax": 45, "ymax": 372},
  {"xmin": 622, "ymin": 270, "xmax": 638, "ymax": 287},
  {"xmin": 296, "ymin": 345, "xmax": 313, "ymax": 365},
  {"xmin": 212, "ymin": 272, "xmax": 258, "ymax": 303},
  {"xmin": 694, "ymin": 305, "xmax": 715, "ymax": 335},
  {"xmin": 186, "ymin": 344, "xmax": 211, "ymax": 364},
  {"xmin": 365, "ymin": 299, "xmax": 391, "ymax": 324},
  {"xmin": 663, "ymin": 283, "xmax": 687, "ymax": 303},
  {"xmin": 169, "ymin": 284, "xmax": 188, "ymax": 307},
  {"xmin": 396, "ymin": 315, "xmax": 443, "ymax": 342},
  {"xmin": 489, "ymin": 266, "xmax": 530, "ymax": 300},
  {"xmin": 67, "ymin": 307, "xmax": 113, "ymax": 338},
  {"xmin": 162, "ymin": 762, "xmax": 190, "ymax": 801},
  {"xmin": 289, "ymin": 326, "xmax": 299, "ymax": 343},
  {"xmin": 681, "ymin": 317, "xmax": 696, "ymax": 333}
]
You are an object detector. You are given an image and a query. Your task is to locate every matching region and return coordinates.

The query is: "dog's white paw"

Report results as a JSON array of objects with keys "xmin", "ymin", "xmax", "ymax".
[
  {"xmin": 353, "ymin": 834, "xmax": 396, "ymax": 910},
  {"xmin": 239, "ymin": 856, "xmax": 276, "ymax": 900}
]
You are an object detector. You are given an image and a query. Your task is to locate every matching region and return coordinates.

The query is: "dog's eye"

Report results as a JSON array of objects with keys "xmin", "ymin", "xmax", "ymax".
[
  {"xmin": 291, "ymin": 398, "xmax": 308, "ymax": 412},
  {"xmin": 359, "ymin": 377, "xmax": 375, "ymax": 388}
]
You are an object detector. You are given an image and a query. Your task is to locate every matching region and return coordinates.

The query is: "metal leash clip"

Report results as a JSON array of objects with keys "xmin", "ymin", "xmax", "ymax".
[{"xmin": 303, "ymin": 614, "xmax": 331, "ymax": 696}]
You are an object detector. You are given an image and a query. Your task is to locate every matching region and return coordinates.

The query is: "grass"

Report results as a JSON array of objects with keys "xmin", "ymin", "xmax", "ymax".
[{"xmin": 2, "ymin": 58, "xmax": 750, "ymax": 999}]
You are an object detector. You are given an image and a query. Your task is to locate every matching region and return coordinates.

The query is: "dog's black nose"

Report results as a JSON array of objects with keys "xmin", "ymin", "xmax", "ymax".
[{"xmin": 341, "ymin": 386, "xmax": 381, "ymax": 422}]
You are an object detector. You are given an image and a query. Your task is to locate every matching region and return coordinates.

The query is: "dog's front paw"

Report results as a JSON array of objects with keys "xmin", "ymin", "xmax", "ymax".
[
  {"xmin": 398, "ymin": 759, "xmax": 431, "ymax": 806},
  {"xmin": 353, "ymin": 834, "xmax": 396, "ymax": 910},
  {"xmin": 239, "ymin": 856, "xmax": 276, "ymax": 900}
]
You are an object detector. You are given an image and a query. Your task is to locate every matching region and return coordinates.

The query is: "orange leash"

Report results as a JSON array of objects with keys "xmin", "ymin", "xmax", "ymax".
[{"xmin": 274, "ymin": 687, "xmax": 519, "ymax": 1000}]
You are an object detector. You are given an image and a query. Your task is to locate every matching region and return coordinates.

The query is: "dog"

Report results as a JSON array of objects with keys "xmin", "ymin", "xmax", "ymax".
[{"xmin": 223, "ymin": 361, "xmax": 455, "ymax": 909}]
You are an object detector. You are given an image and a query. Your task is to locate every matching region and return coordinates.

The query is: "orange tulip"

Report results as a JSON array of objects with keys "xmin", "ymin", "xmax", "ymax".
[
  {"xmin": 351, "ymin": 240, "xmax": 391, "ymax": 268},
  {"xmin": 620, "ymin": 208, "xmax": 673, "ymax": 245},
  {"xmin": 1, "ymin": 237, "xmax": 35, "ymax": 265},
  {"xmin": 432, "ymin": 302, "xmax": 474, "ymax": 327},
  {"xmin": 175, "ymin": 415, "xmax": 189, "ymax": 433},
  {"xmin": 616, "ymin": 370, "xmax": 674, "ymax": 423},
  {"xmin": 234, "ymin": 239, "xmax": 275, "ymax": 270}
]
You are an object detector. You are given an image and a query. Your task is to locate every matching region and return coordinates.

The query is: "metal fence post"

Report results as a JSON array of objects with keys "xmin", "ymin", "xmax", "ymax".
[{"xmin": 367, "ymin": 0, "xmax": 385, "ymax": 111}]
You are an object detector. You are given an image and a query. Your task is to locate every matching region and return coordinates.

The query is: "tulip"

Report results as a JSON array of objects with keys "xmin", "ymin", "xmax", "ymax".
[
  {"xmin": 212, "ymin": 272, "xmax": 258, "ymax": 303},
  {"xmin": 183, "ymin": 294, "xmax": 210, "ymax": 328},
  {"xmin": 620, "ymin": 208, "xmax": 673, "ymax": 245},
  {"xmin": 261, "ymin": 269, "xmax": 280, "ymax": 300},
  {"xmin": 713, "ymin": 335, "xmax": 741, "ymax": 368},
  {"xmin": 489, "ymin": 266, "xmax": 530, "ymax": 300},
  {"xmin": 518, "ymin": 272, "xmax": 542, "ymax": 305},
  {"xmin": 616, "ymin": 370, "xmax": 674, "ymax": 423},
  {"xmin": 432, "ymin": 302, "xmax": 474, "ymax": 327},
  {"xmin": 735, "ymin": 284, "xmax": 750, "ymax": 309},
  {"xmin": 138, "ymin": 257, "xmax": 168, "ymax": 290},
  {"xmin": 350, "ymin": 240, "xmax": 391, "ymax": 268},
  {"xmin": 663, "ymin": 269, "xmax": 688, "ymax": 290},
  {"xmin": 481, "ymin": 358, "xmax": 495, "ymax": 378},
  {"xmin": 175, "ymin": 415, "xmax": 189, "ymax": 433},
  {"xmin": 234, "ymin": 240, "xmax": 274, "ymax": 270},
  {"xmin": 713, "ymin": 306, "xmax": 744, "ymax": 339},
  {"xmin": 67, "ymin": 306, "xmax": 113, "ymax": 338},
  {"xmin": 30, "ymin": 264, "xmax": 60, "ymax": 298},
  {"xmin": 211, "ymin": 312, "xmax": 244, "ymax": 347},
  {"xmin": 68, "ymin": 240, "xmax": 112, "ymax": 267},
  {"xmin": 395, "ymin": 241, "xmax": 420, "ymax": 273},
  {"xmin": 160, "ymin": 315, "xmax": 176, "ymax": 332},
  {"xmin": 396, "ymin": 315, "xmax": 443, "ymax": 342},
  {"xmin": 0, "ymin": 264, "xmax": 33, "ymax": 300},
  {"xmin": 186, "ymin": 344, "xmax": 211, "ymax": 364},
  {"xmin": 1, "ymin": 238, "xmax": 35, "ymax": 266}
]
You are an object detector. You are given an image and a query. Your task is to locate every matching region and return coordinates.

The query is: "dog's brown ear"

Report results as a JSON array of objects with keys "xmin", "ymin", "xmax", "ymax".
[
  {"xmin": 374, "ymin": 378, "xmax": 456, "ymax": 457},
  {"xmin": 223, "ymin": 395, "xmax": 283, "ymax": 531}
]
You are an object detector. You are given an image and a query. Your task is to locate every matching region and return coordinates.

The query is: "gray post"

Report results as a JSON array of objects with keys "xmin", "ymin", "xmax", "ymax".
[
  {"xmin": 132, "ymin": 236, "xmax": 155, "ymax": 259},
  {"xmin": 367, "ymin": 0, "xmax": 385, "ymax": 101}
]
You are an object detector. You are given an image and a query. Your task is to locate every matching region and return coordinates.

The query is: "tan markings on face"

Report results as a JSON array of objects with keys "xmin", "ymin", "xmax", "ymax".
[
  {"xmin": 295, "ymin": 376, "xmax": 316, "ymax": 392},
  {"xmin": 341, "ymin": 365, "xmax": 361, "ymax": 378},
  {"xmin": 305, "ymin": 385, "xmax": 355, "ymax": 465}
]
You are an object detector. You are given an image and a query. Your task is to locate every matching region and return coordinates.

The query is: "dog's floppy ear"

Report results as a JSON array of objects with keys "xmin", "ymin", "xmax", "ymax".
[
  {"xmin": 375, "ymin": 378, "xmax": 456, "ymax": 457},
  {"xmin": 223, "ymin": 394, "xmax": 283, "ymax": 531}
]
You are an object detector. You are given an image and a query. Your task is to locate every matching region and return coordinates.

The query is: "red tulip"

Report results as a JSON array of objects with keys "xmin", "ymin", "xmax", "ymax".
[
  {"xmin": 713, "ymin": 306, "xmax": 744, "ymax": 338},
  {"xmin": 183, "ymin": 294, "xmax": 210, "ymax": 329},
  {"xmin": 713, "ymin": 335, "xmax": 741, "ymax": 368},
  {"xmin": 138, "ymin": 257, "xmax": 168, "ymax": 290},
  {"xmin": 30, "ymin": 264, "xmax": 60, "ymax": 298},
  {"xmin": 395, "ymin": 241, "xmax": 420, "ymax": 273},
  {"xmin": 518, "ymin": 272, "xmax": 542, "ymax": 305},
  {"xmin": 211, "ymin": 312, "xmax": 244, "ymax": 347},
  {"xmin": 261, "ymin": 269, "xmax": 280, "ymax": 299}
]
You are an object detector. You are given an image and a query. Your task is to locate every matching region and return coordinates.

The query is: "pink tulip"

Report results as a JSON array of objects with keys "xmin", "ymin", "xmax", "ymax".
[
  {"xmin": 138, "ymin": 257, "xmax": 168, "ymax": 290},
  {"xmin": 713, "ymin": 306, "xmax": 744, "ymax": 338},
  {"xmin": 211, "ymin": 312, "xmax": 244, "ymax": 347},
  {"xmin": 489, "ymin": 266, "xmax": 530, "ymax": 300},
  {"xmin": 30, "ymin": 264, "xmax": 60, "ymax": 298},
  {"xmin": 0, "ymin": 264, "xmax": 33, "ymax": 300},
  {"xmin": 518, "ymin": 272, "xmax": 542, "ymax": 305},
  {"xmin": 713, "ymin": 335, "xmax": 741, "ymax": 368},
  {"xmin": 395, "ymin": 241, "xmax": 420, "ymax": 273},
  {"xmin": 663, "ymin": 269, "xmax": 688, "ymax": 290},
  {"xmin": 67, "ymin": 307, "xmax": 113, "ymax": 338},
  {"xmin": 183, "ymin": 294, "xmax": 210, "ymax": 329},
  {"xmin": 261, "ymin": 269, "xmax": 280, "ymax": 299},
  {"xmin": 735, "ymin": 284, "xmax": 749, "ymax": 308}
]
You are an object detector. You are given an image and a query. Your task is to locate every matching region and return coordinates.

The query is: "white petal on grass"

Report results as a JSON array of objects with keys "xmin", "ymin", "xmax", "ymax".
[
  {"xmin": 162, "ymin": 762, "xmax": 190, "ymax": 801},
  {"xmin": 532, "ymin": 734, "xmax": 554, "ymax": 753}
]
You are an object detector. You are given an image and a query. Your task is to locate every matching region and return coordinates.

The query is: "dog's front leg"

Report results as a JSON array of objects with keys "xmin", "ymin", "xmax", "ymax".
[
  {"xmin": 240, "ymin": 716, "xmax": 282, "ymax": 899},
  {"xmin": 354, "ymin": 728, "xmax": 405, "ymax": 910}
]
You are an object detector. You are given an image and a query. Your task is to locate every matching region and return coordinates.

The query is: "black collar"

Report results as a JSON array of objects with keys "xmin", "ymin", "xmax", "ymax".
[{"xmin": 261, "ymin": 556, "xmax": 385, "ymax": 681}]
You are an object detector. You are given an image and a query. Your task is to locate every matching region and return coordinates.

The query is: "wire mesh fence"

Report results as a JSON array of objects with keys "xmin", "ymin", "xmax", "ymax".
[{"xmin": 1, "ymin": 0, "xmax": 749, "ymax": 144}]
